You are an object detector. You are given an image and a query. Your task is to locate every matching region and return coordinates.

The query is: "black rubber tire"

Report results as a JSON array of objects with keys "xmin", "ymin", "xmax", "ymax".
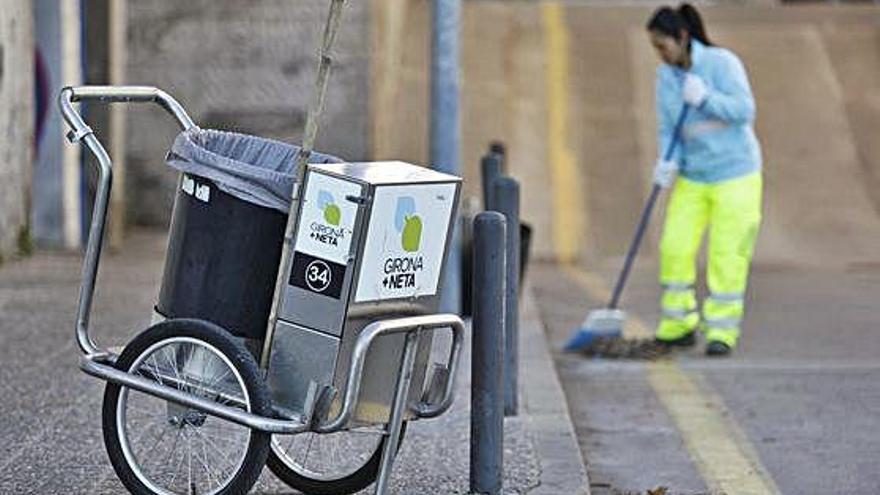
[
  {"xmin": 266, "ymin": 422, "xmax": 407, "ymax": 495},
  {"xmin": 101, "ymin": 318, "xmax": 272, "ymax": 495}
]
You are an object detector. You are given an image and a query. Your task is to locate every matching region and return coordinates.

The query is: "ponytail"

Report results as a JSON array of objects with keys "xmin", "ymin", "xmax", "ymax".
[
  {"xmin": 646, "ymin": 3, "xmax": 713, "ymax": 47},
  {"xmin": 678, "ymin": 4, "xmax": 712, "ymax": 46}
]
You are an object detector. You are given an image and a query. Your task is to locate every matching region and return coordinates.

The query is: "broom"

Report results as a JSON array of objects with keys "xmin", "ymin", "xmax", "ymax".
[{"xmin": 564, "ymin": 105, "xmax": 689, "ymax": 352}]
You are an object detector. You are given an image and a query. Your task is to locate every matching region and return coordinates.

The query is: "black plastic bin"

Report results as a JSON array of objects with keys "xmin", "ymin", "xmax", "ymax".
[{"xmin": 156, "ymin": 128, "xmax": 340, "ymax": 339}]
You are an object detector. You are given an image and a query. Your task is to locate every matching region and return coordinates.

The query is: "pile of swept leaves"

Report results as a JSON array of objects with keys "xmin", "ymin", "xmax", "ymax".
[
  {"xmin": 579, "ymin": 336, "xmax": 673, "ymax": 360},
  {"xmin": 613, "ymin": 488, "xmax": 725, "ymax": 495}
]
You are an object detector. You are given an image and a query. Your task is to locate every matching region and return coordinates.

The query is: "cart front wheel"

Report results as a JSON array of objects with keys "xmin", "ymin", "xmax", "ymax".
[
  {"xmin": 102, "ymin": 318, "xmax": 271, "ymax": 495},
  {"xmin": 267, "ymin": 421, "xmax": 407, "ymax": 495}
]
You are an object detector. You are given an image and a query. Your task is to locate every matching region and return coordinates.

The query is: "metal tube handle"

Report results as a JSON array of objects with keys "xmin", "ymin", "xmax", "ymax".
[
  {"xmin": 64, "ymin": 86, "xmax": 196, "ymax": 130},
  {"xmin": 315, "ymin": 314, "xmax": 465, "ymax": 433},
  {"xmin": 57, "ymin": 86, "xmax": 196, "ymax": 355}
]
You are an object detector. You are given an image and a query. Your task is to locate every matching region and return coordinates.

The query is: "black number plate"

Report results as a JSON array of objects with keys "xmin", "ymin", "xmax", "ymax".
[{"xmin": 289, "ymin": 251, "xmax": 346, "ymax": 299}]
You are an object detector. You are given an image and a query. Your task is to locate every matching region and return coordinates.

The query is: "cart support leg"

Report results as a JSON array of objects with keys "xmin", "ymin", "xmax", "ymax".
[{"xmin": 375, "ymin": 330, "xmax": 422, "ymax": 494}]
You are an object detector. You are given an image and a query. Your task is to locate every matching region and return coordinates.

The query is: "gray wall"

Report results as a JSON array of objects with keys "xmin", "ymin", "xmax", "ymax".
[
  {"xmin": 0, "ymin": 1, "xmax": 35, "ymax": 260},
  {"xmin": 125, "ymin": 1, "xmax": 371, "ymax": 226}
]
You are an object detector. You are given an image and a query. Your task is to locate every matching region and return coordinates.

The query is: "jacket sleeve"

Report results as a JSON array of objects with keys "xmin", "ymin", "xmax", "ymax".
[
  {"xmin": 656, "ymin": 68, "xmax": 682, "ymax": 164},
  {"xmin": 700, "ymin": 52, "xmax": 756, "ymax": 124}
]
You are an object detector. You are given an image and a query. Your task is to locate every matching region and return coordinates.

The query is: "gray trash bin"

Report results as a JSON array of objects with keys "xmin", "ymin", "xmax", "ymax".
[{"xmin": 156, "ymin": 128, "xmax": 341, "ymax": 339}]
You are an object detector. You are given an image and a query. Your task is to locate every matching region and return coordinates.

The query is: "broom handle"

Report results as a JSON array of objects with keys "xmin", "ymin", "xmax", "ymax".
[
  {"xmin": 261, "ymin": 0, "xmax": 348, "ymax": 370},
  {"xmin": 608, "ymin": 106, "xmax": 688, "ymax": 310}
]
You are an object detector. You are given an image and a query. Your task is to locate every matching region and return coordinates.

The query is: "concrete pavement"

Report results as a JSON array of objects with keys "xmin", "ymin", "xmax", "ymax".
[{"xmin": 0, "ymin": 230, "xmax": 588, "ymax": 494}]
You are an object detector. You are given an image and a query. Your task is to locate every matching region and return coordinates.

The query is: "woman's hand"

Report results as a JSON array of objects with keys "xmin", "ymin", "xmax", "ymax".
[
  {"xmin": 682, "ymin": 73, "xmax": 708, "ymax": 107},
  {"xmin": 653, "ymin": 159, "xmax": 679, "ymax": 188}
]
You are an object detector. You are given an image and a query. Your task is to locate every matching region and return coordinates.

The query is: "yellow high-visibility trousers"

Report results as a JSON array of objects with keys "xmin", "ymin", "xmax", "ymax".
[{"xmin": 655, "ymin": 172, "xmax": 762, "ymax": 347}]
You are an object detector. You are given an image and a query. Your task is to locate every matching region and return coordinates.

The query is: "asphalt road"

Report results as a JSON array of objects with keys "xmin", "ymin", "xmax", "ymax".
[{"xmin": 532, "ymin": 260, "xmax": 880, "ymax": 495}]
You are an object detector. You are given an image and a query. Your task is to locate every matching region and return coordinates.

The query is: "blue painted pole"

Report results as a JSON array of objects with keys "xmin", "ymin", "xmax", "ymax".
[{"xmin": 432, "ymin": 0, "xmax": 462, "ymax": 314}]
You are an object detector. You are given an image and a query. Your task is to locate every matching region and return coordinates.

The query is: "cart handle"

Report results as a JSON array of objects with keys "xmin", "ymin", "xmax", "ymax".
[
  {"xmin": 315, "ymin": 313, "xmax": 466, "ymax": 433},
  {"xmin": 58, "ymin": 86, "xmax": 196, "ymax": 356}
]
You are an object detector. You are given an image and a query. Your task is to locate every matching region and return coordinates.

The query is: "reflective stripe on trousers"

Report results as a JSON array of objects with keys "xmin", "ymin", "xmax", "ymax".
[
  {"xmin": 703, "ymin": 293, "xmax": 744, "ymax": 329},
  {"xmin": 656, "ymin": 284, "xmax": 700, "ymax": 341}
]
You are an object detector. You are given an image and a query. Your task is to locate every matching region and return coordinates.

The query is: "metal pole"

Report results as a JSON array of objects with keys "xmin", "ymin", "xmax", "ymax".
[
  {"xmin": 61, "ymin": 0, "xmax": 84, "ymax": 249},
  {"xmin": 375, "ymin": 330, "xmax": 422, "ymax": 494},
  {"xmin": 431, "ymin": 0, "xmax": 461, "ymax": 314},
  {"xmin": 470, "ymin": 212, "xmax": 506, "ymax": 495},
  {"xmin": 107, "ymin": 0, "xmax": 128, "ymax": 250},
  {"xmin": 480, "ymin": 153, "xmax": 502, "ymax": 210},
  {"xmin": 489, "ymin": 141, "xmax": 506, "ymax": 172},
  {"xmin": 492, "ymin": 177, "xmax": 520, "ymax": 416}
]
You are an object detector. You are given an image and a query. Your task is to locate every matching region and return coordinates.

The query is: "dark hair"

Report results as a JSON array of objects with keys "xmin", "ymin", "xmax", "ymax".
[{"xmin": 646, "ymin": 3, "xmax": 712, "ymax": 47}]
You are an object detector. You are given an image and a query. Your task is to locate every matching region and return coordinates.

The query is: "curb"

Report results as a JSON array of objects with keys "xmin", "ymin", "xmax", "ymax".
[{"xmin": 520, "ymin": 281, "xmax": 591, "ymax": 495}]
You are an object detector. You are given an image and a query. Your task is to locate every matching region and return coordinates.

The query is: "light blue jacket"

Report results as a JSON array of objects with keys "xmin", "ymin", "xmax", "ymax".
[{"xmin": 656, "ymin": 39, "xmax": 762, "ymax": 183}]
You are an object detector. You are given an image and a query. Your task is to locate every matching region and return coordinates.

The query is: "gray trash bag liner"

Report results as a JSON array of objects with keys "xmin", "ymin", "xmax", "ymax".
[{"xmin": 166, "ymin": 127, "xmax": 342, "ymax": 213}]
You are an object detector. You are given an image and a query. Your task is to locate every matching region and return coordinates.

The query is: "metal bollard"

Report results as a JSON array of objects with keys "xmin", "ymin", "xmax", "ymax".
[
  {"xmin": 492, "ymin": 176, "xmax": 520, "ymax": 417},
  {"xmin": 470, "ymin": 211, "xmax": 506, "ymax": 495},
  {"xmin": 481, "ymin": 153, "xmax": 503, "ymax": 210},
  {"xmin": 489, "ymin": 141, "xmax": 507, "ymax": 170}
]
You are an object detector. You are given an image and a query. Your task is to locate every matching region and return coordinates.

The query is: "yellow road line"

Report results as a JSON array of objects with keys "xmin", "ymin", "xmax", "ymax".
[
  {"xmin": 542, "ymin": 3, "xmax": 583, "ymax": 265},
  {"xmin": 648, "ymin": 363, "xmax": 780, "ymax": 495},
  {"xmin": 565, "ymin": 265, "xmax": 780, "ymax": 495}
]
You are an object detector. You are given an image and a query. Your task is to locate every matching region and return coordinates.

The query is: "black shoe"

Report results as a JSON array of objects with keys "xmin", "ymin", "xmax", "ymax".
[
  {"xmin": 705, "ymin": 341, "xmax": 731, "ymax": 356},
  {"xmin": 656, "ymin": 331, "xmax": 696, "ymax": 348}
]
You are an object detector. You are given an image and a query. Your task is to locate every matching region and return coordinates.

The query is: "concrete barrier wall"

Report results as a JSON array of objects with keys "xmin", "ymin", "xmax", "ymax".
[
  {"xmin": 0, "ymin": 1, "xmax": 34, "ymax": 261},
  {"xmin": 371, "ymin": 2, "xmax": 555, "ymax": 256},
  {"xmin": 124, "ymin": 1, "xmax": 370, "ymax": 226},
  {"xmin": 617, "ymin": 5, "xmax": 880, "ymax": 266},
  {"xmin": 377, "ymin": 3, "xmax": 880, "ymax": 265}
]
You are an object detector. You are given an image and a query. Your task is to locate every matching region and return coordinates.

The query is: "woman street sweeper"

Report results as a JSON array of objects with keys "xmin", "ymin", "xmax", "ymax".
[{"xmin": 648, "ymin": 4, "xmax": 763, "ymax": 356}]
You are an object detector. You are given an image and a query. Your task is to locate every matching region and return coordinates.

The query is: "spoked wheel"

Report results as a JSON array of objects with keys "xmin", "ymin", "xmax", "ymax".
[
  {"xmin": 102, "ymin": 319, "xmax": 271, "ymax": 495},
  {"xmin": 267, "ymin": 421, "xmax": 407, "ymax": 495}
]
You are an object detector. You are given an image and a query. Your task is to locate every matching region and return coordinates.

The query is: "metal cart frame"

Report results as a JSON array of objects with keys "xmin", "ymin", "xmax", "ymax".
[{"xmin": 59, "ymin": 85, "xmax": 465, "ymax": 495}]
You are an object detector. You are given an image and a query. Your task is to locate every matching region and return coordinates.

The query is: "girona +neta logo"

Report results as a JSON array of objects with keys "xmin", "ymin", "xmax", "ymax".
[{"xmin": 394, "ymin": 196, "xmax": 422, "ymax": 252}]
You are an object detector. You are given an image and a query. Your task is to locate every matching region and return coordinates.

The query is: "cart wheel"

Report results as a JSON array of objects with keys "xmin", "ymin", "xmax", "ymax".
[
  {"xmin": 102, "ymin": 318, "xmax": 271, "ymax": 495},
  {"xmin": 267, "ymin": 422, "xmax": 407, "ymax": 495}
]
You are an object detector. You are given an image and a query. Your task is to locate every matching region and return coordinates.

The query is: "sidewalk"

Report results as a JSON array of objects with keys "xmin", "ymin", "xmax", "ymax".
[
  {"xmin": 0, "ymin": 230, "xmax": 588, "ymax": 494},
  {"xmin": 378, "ymin": 281, "xmax": 589, "ymax": 494}
]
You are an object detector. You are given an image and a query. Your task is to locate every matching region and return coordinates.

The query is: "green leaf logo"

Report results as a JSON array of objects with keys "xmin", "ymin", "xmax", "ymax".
[
  {"xmin": 324, "ymin": 204, "xmax": 341, "ymax": 226},
  {"xmin": 402, "ymin": 214, "xmax": 422, "ymax": 252}
]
